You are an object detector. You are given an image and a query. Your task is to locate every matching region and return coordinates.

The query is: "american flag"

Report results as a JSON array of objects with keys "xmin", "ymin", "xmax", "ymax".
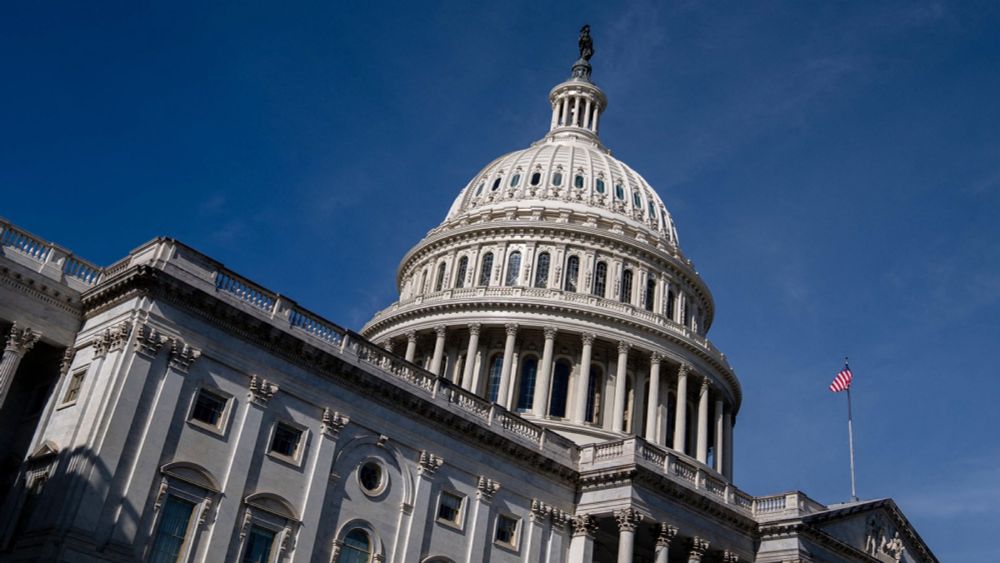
[{"xmin": 829, "ymin": 366, "xmax": 853, "ymax": 393}]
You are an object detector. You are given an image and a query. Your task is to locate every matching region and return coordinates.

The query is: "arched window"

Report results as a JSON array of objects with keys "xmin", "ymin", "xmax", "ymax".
[
  {"xmin": 491, "ymin": 177, "xmax": 502, "ymax": 191},
  {"xmin": 595, "ymin": 178, "xmax": 606, "ymax": 194},
  {"xmin": 574, "ymin": 174, "xmax": 584, "ymax": 189},
  {"xmin": 530, "ymin": 172, "xmax": 541, "ymax": 186},
  {"xmin": 478, "ymin": 253, "xmax": 493, "ymax": 286},
  {"xmin": 534, "ymin": 252, "xmax": 550, "ymax": 288},
  {"xmin": 487, "ymin": 354, "xmax": 504, "ymax": 403},
  {"xmin": 632, "ymin": 191, "xmax": 642, "ymax": 208},
  {"xmin": 337, "ymin": 529, "xmax": 372, "ymax": 563},
  {"xmin": 548, "ymin": 360, "xmax": 571, "ymax": 418},
  {"xmin": 683, "ymin": 297, "xmax": 691, "ymax": 327},
  {"xmin": 516, "ymin": 357, "xmax": 538, "ymax": 412},
  {"xmin": 510, "ymin": 174, "xmax": 521, "ymax": 187},
  {"xmin": 667, "ymin": 289, "xmax": 675, "ymax": 320},
  {"xmin": 593, "ymin": 262, "xmax": 607, "ymax": 298},
  {"xmin": 552, "ymin": 172, "xmax": 563, "ymax": 186},
  {"xmin": 620, "ymin": 269, "xmax": 633, "ymax": 303},
  {"xmin": 645, "ymin": 277, "xmax": 656, "ymax": 311},
  {"xmin": 434, "ymin": 262, "xmax": 446, "ymax": 292},
  {"xmin": 615, "ymin": 183, "xmax": 625, "ymax": 200},
  {"xmin": 419, "ymin": 270, "xmax": 428, "ymax": 294},
  {"xmin": 585, "ymin": 366, "xmax": 601, "ymax": 423},
  {"xmin": 455, "ymin": 256, "xmax": 468, "ymax": 289},
  {"xmin": 504, "ymin": 251, "xmax": 521, "ymax": 286},
  {"xmin": 564, "ymin": 256, "xmax": 580, "ymax": 292}
]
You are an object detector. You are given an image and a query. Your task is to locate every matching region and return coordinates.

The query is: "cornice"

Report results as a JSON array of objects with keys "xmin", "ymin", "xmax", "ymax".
[{"xmin": 1, "ymin": 264, "xmax": 83, "ymax": 315}]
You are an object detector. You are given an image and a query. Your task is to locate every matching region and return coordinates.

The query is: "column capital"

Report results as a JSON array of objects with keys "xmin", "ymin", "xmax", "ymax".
[
  {"xmin": 700, "ymin": 377, "xmax": 712, "ymax": 394},
  {"xmin": 417, "ymin": 450, "xmax": 444, "ymax": 477},
  {"xmin": 543, "ymin": 325, "xmax": 558, "ymax": 340},
  {"xmin": 4, "ymin": 322, "xmax": 40, "ymax": 356},
  {"xmin": 690, "ymin": 537, "xmax": 711, "ymax": 561},
  {"xmin": 467, "ymin": 323, "xmax": 482, "ymax": 336},
  {"xmin": 406, "ymin": 330, "xmax": 418, "ymax": 343},
  {"xmin": 168, "ymin": 338, "xmax": 201, "ymax": 373},
  {"xmin": 93, "ymin": 322, "xmax": 130, "ymax": 358},
  {"xmin": 529, "ymin": 499, "xmax": 551, "ymax": 523},
  {"xmin": 572, "ymin": 513, "xmax": 598, "ymax": 538},
  {"xmin": 321, "ymin": 408, "xmax": 349, "ymax": 438},
  {"xmin": 614, "ymin": 507, "xmax": 643, "ymax": 532},
  {"xmin": 433, "ymin": 325, "xmax": 447, "ymax": 338},
  {"xmin": 504, "ymin": 323, "xmax": 519, "ymax": 337},
  {"xmin": 550, "ymin": 508, "xmax": 573, "ymax": 531},
  {"xmin": 136, "ymin": 323, "xmax": 167, "ymax": 358},
  {"xmin": 59, "ymin": 347, "xmax": 76, "ymax": 376},
  {"xmin": 581, "ymin": 332, "xmax": 596, "ymax": 346},
  {"xmin": 476, "ymin": 476, "xmax": 501, "ymax": 502},
  {"xmin": 723, "ymin": 550, "xmax": 740, "ymax": 563},
  {"xmin": 678, "ymin": 362, "xmax": 693, "ymax": 377},
  {"xmin": 656, "ymin": 523, "xmax": 679, "ymax": 547},
  {"xmin": 617, "ymin": 340, "xmax": 631, "ymax": 355},
  {"xmin": 650, "ymin": 351, "xmax": 663, "ymax": 364},
  {"xmin": 248, "ymin": 375, "xmax": 279, "ymax": 406}
]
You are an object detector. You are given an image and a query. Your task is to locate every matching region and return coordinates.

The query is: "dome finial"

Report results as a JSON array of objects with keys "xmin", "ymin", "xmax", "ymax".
[{"xmin": 573, "ymin": 24, "xmax": 594, "ymax": 81}]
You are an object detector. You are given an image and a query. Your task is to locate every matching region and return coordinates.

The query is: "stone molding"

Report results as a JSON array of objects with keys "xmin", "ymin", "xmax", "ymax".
[
  {"xmin": 617, "ymin": 340, "xmax": 631, "ymax": 355},
  {"xmin": 248, "ymin": 375, "xmax": 278, "ymax": 405},
  {"xmin": 614, "ymin": 507, "xmax": 643, "ymax": 532},
  {"xmin": 650, "ymin": 351, "xmax": 663, "ymax": 364}
]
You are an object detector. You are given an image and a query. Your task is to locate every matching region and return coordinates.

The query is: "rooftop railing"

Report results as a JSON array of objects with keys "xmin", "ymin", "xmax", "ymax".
[{"xmin": 0, "ymin": 217, "xmax": 105, "ymax": 291}]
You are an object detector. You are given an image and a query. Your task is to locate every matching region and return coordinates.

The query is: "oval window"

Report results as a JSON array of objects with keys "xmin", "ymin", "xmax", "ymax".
[
  {"xmin": 552, "ymin": 172, "xmax": 563, "ymax": 186},
  {"xmin": 530, "ymin": 172, "xmax": 541, "ymax": 186},
  {"xmin": 359, "ymin": 461, "xmax": 385, "ymax": 495},
  {"xmin": 595, "ymin": 179, "xmax": 606, "ymax": 193},
  {"xmin": 491, "ymin": 177, "xmax": 502, "ymax": 191},
  {"xmin": 574, "ymin": 175, "xmax": 584, "ymax": 189},
  {"xmin": 510, "ymin": 174, "xmax": 520, "ymax": 187}
]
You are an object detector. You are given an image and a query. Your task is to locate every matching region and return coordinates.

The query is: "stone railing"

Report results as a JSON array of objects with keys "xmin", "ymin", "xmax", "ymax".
[
  {"xmin": 751, "ymin": 491, "xmax": 827, "ymax": 521},
  {"xmin": 372, "ymin": 285, "xmax": 733, "ymax": 372},
  {"xmin": 0, "ymin": 217, "xmax": 105, "ymax": 291}
]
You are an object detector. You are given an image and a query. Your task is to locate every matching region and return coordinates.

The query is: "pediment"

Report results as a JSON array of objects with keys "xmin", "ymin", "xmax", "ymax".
[
  {"xmin": 245, "ymin": 492, "xmax": 299, "ymax": 522},
  {"xmin": 804, "ymin": 500, "xmax": 935, "ymax": 563},
  {"xmin": 161, "ymin": 461, "xmax": 221, "ymax": 493}
]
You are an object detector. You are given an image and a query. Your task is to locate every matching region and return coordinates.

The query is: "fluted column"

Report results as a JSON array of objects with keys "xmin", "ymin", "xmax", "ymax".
[
  {"xmin": 429, "ymin": 325, "xmax": 446, "ymax": 375},
  {"xmin": 689, "ymin": 537, "xmax": 710, "ymax": 563},
  {"xmin": 571, "ymin": 333, "xmax": 595, "ymax": 423},
  {"xmin": 0, "ymin": 322, "xmax": 41, "ymax": 410},
  {"xmin": 673, "ymin": 364, "xmax": 690, "ymax": 453},
  {"xmin": 497, "ymin": 323, "xmax": 518, "ymax": 408},
  {"xmin": 714, "ymin": 398, "xmax": 725, "ymax": 473},
  {"xmin": 612, "ymin": 341, "xmax": 630, "ymax": 433},
  {"xmin": 614, "ymin": 508, "xmax": 643, "ymax": 563},
  {"xmin": 654, "ymin": 523, "xmax": 678, "ymax": 563},
  {"xmin": 461, "ymin": 323, "xmax": 481, "ymax": 391},
  {"xmin": 696, "ymin": 378, "xmax": 711, "ymax": 464},
  {"xmin": 533, "ymin": 326, "xmax": 557, "ymax": 417},
  {"xmin": 645, "ymin": 352, "xmax": 662, "ymax": 443},
  {"xmin": 404, "ymin": 331, "xmax": 417, "ymax": 363}
]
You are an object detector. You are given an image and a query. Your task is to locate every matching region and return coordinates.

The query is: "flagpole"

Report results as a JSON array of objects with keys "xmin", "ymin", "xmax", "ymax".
[{"xmin": 845, "ymin": 358, "xmax": 858, "ymax": 501}]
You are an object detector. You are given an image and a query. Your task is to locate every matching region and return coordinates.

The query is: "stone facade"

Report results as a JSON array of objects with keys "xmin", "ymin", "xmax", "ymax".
[{"xmin": 0, "ymin": 38, "xmax": 936, "ymax": 563}]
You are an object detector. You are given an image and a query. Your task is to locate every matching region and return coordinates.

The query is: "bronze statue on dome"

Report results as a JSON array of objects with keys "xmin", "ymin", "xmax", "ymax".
[{"xmin": 579, "ymin": 24, "xmax": 594, "ymax": 61}]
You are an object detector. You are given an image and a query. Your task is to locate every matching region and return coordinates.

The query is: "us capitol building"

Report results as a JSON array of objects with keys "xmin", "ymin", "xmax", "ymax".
[{"xmin": 0, "ymin": 29, "xmax": 935, "ymax": 563}]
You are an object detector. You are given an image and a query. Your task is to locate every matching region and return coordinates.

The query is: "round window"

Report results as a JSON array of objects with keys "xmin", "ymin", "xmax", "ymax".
[{"xmin": 358, "ymin": 461, "xmax": 384, "ymax": 495}]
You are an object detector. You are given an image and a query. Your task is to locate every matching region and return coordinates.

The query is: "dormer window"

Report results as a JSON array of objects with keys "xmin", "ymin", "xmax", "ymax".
[
  {"xmin": 475, "ymin": 182, "xmax": 484, "ymax": 196},
  {"xmin": 552, "ymin": 172, "xmax": 563, "ymax": 187},
  {"xmin": 595, "ymin": 178, "xmax": 606, "ymax": 194},
  {"xmin": 632, "ymin": 191, "xmax": 642, "ymax": 208},
  {"xmin": 648, "ymin": 203, "xmax": 657, "ymax": 219},
  {"xmin": 615, "ymin": 184, "xmax": 625, "ymax": 200},
  {"xmin": 510, "ymin": 174, "xmax": 521, "ymax": 187},
  {"xmin": 530, "ymin": 172, "xmax": 541, "ymax": 186},
  {"xmin": 492, "ymin": 177, "xmax": 502, "ymax": 191},
  {"xmin": 574, "ymin": 175, "xmax": 584, "ymax": 189}
]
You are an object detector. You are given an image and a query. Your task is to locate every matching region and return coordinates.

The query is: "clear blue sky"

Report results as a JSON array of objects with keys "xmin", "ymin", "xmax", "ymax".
[{"xmin": 3, "ymin": 2, "xmax": 998, "ymax": 559}]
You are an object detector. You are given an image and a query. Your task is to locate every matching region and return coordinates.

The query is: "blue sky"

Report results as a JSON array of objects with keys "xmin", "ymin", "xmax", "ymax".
[{"xmin": 3, "ymin": 1, "xmax": 999, "ymax": 559}]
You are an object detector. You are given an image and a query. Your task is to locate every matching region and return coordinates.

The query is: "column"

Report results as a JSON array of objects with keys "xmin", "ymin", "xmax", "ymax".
[
  {"xmin": 402, "ymin": 451, "xmax": 444, "ymax": 561},
  {"xmin": 614, "ymin": 508, "xmax": 643, "ymax": 563},
  {"xmin": 583, "ymin": 99, "xmax": 592, "ymax": 129},
  {"xmin": 654, "ymin": 523, "xmax": 678, "ymax": 563},
  {"xmin": 560, "ymin": 97, "xmax": 569, "ymax": 126},
  {"xmin": 568, "ymin": 514, "xmax": 596, "ymax": 563},
  {"xmin": 645, "ymin": 353, "xmax": 662, "ymax": 443},
  {"xmin": 571, "ymin": 334, "xmax": 595, "ymax": 424},
  {"xmin": 496, "ymin": 324, "xmax": 517, "ymax": 408},
  {"xmin": 550, "ymin": 101, "xmax": 560, "ymax": 129},
  {"xmin": 689, "ymin": 537, "xmax": 710, "ymax": 563},
  {"xmin": 461, "ymin": 324, "xmax": 481, "ymax": 391},
  {"xmin": 466, "ymin": 477, "xmax": 500, "ymax": 563},
  {"xmin": 611, "ymin": 342, "xmax": 630, "ymax": 433},
  {"xmin": 592, "ymin": 106, "xmax": 600, "ymax": 133},
  {"xmin": 572, "ymin": 96, "xmax": 581, "ymax": 126},
  {"xmin": 533, "ymin": 327, "xmax": 557, "ymax": 417},
  {"xmin": 673, "ymin": 364, "xmax": 690, "ymax": 453},
  {"xmin": 724, "ymin": 413, "xmax": 734, "ymax": 480},
  {"xmin": 293, "ymin": 411, "xmax": 349, "ymax": 562},
  {"xmin": 429, "ymin": 325, "xmax": 446, "ymax": 375},
  {"xmin": 714, "ymin": 398, "xmax": 725, "ymax": 473},
  {"xmin": 0, "ymin": 322, "xmax": 41, "ymax": 409},
  {"xmin": 696, "ymin": 378, "xmax": 711, "ymax": 464},
  {"xmin": 404, "ymin": 331, "xmax": 417, "ymax": 363},
  {"xmin": 547, "ymin": 511, "xmax": 572, "ymax": 563},
  {"xmin": 524, "ymin": 500, "xmax": 549, "ymax": 562}
]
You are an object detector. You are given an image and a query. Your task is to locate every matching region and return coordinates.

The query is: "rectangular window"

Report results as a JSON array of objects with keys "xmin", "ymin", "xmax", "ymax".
[
  {"xmin": 242, "ymin": 525, "xmax": 276, "ymax": 563},
  {"xmin": 437, "ymin": 491, "xmax": 464, "ymax": 525},
  {"xmin": 495, "ymin": 514, "xmax": 519, "ymax": 547},
  {"xmin": 191, "ymin": 388, "xmax": 228, "ymax": 427},
  {"xmin": 270, "ymin": 423, "xmax": 302, "ymax": 459},
  {"xmin": 62, "ymin": 370, "xmax": 86, "ymax": 404},
  {"xmin": 148, "ymin": 496, "xmax": 195, "ymax": 563}
]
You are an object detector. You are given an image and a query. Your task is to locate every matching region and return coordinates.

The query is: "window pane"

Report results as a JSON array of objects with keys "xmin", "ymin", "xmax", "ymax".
[
  {"xmin": 564, "ymin": 256, "xmax": 579, "ymax": 292},
  {"xmin": 516, "ymin": 357, "xmax": 538, "ymax": 412},
  {"xmin": 552, "ymin": 172, "xmax": 562, "ymax": 186},
  {"xmin": 479, "ymin": 253, "xmax": 493, "ymax": 286},
  {"xmin": 491, "ymin": 177, "xmax": 502, "ymax": 191},
  {"xmin": 585, "ymin": 367, "xmax": 600, "ymax": 423},
  {"xmin": 437, "ymin": 492, "xmax": 463, "ymax": 524},
  {"xmin": 534, "ymin": 253, "xmax": 550, "ymax": 288},
  {"xmin": 621, "ymin": 270, "xmax": 633, "ymax": 303},
  {"xmin": 574, "ymin": 175, "xmax": 584, "ymax": 189},
  {"xmin": 434, "ymin": 263, "xmax": 446, "ymax": 292},
  {"xmin": 504, "ymin": 252, "xmax": 521, "ymax": 286},
  {"xmin": 510, "ymin": 174, "xmax": 520, "ymax": 187},
  {"xmin": 496, "ymin": 515, "xmax": 518, "ymax": 545},
  {"xmin": 191, "ymin": 389, "xmax": 226, "ymax": 426},
  {"xmin": 243, "ymin": 526, "xmax": 276, "ymax": 563},
  {"xmin": 64, "ymin": 371, "xmax": 85, "ymax": 403},
  {"xmin": 487, "ymin": 355, "xmax": 504, "ymax": 403},
  {"xmin": 595, "ymin": 178, "xmax": 605, "ymax": 193},
  {"xmin": 338, "ymin": 529, "xmax": 371, "ymax": 563},
  {"xmin": 645, "ymin": 278, "xmax": 656, "ymax": 311},
  {"xmin": 530, "ymin": 172, "xmax": 541, "ymax": 186},
  {"xmin": 149, "ymin": 496, "xmax": 195, "ymax": 563},
  {"xmin": 548, "ymin": 361, "xmax": 571, "ymax": 418},
  {"xmin": 593, "ymin": 262, "xmax": 607, "ymax": 298},
  {"xmin": 270, "ymin": 424, "xmax": 301, "ymax": 457},
  {"xmin": 455, "ymin": 257, "xmax": 468, "ymax": 289}
]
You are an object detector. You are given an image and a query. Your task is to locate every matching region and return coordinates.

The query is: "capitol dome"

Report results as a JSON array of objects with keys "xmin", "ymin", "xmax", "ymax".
[{"xmin": 363, "ymin": 43, "xmax": 739, "ymax": 480}]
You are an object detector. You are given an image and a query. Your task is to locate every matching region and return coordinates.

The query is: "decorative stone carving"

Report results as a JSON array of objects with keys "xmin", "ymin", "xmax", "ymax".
[
  {"xmin": 239, "ymin": 508, "xmax": 253, "ymax": 541},
  {"xmin": 529, "ymin": 499, "xmax": 550, "ymax": 523},
  {"xmin": 168, "ymin": 338, "xmax": 201, "ymax": 373},
  {"xmin": 650, "ymin": 351, "xmax": 663, "ymax": 365},
  {"xmin": 135, "ymin": 323, "xmax": 166, "ymax": 358},
  {"xmin": 377, "ymin": 434, "xmax": 389, "ymax": 448},
  {"xmin": 656, "ymin": 523, "xmax": 678, "ymax": 547},
  {"xmin": 617, "ymin": 340, "xmax": 631, "ymax": 355},
  {"xmin": 152, "ymin": 478, "xmax": 169, "ymax": 512},
  {"xmin": 614, "ymin": 507, "xmax": 643, "ymax": 532},
  {"xmin": 722, "ymin": 549, "xmax": 740, "ymax": 563},
  {"xmin": 198, "ymin": 497, "xmax": 214, "ymax": 527},
  {"xmin": 689, "ymin": 536, "xmax": 710, "ymax": 561},
  {"xmin": 107, "ymin": 322, "xmax": 131, "ymax": 353},
  {"xmin": 865, "ymin": 514, "xmax": 906, "ymax": 561},
  {"xmin": 581, "ymin": 332, "xmax": 595, "ymax": 346},
  {"xmin": 321, "ymin": 408, "xmax": 349, "ymax": 438},
  {"xmin": 406, "ymin": 330, "xmax": 417, "ymax": 343},
  {"xmin": 248, "ymin": 375, "xmax": 278, "ymax": 405},
  {"xmin": 4, "ymin": 322, "xmax": 40, "ymax": 355},
  {"xmin": 572, "ymin": 513, "xmax": 598, "ymax": 537},
  {"xmin": 699, "ymin": 377, "xmax": 712, "ymax": 395},
  {"xmin": 543, "ymin": 326, "xmax": 558, "ymax": 340},
  {"xmin": 476, "ymin": 476, "xmax": 501, "ymax": 502},
  {"xmin": 59, "ymin": 347, "xmax": 75, "ymax": 376},
  {"xmin": 417, "ymin": 450, "xmax": 444, "ymax": 477},
  {"xmin": 504, "ymin": 323, "xmax": 518, "ymax": 337},
  {"xmin": 678, "ymin": 363, "xmax": 692, "ymax": 377},
  {"xmin": 467, "ymin": 323, "xmax": 481, "ymax": 336},
  {"xmin": 433, "ymin": 325, "xmax": 447, "ymax": 338},
  {"xmin": 550, "ymin": 508, "xmax": 573, "ymax": 531}
]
